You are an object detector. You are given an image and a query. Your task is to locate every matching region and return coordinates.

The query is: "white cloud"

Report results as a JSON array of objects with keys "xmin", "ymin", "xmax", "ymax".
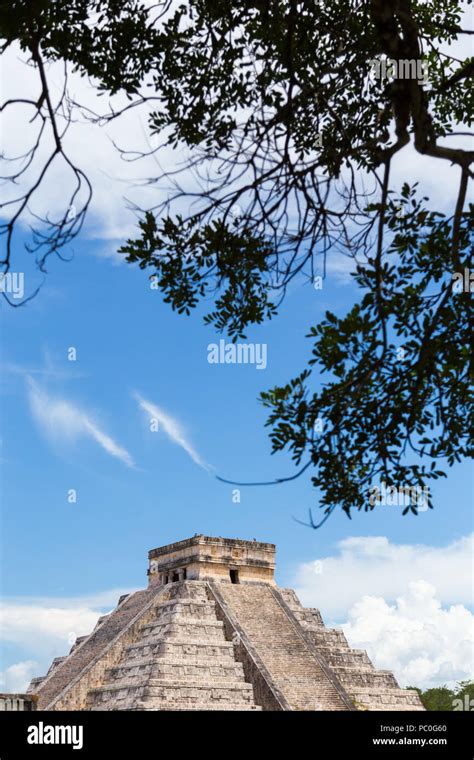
[
  {"xmin": 341, "ymin": 580, "xmax": 474, "ymax": 690},
  {"xmin": 135, "ymin": 392, "xmax": 211, "ymax": 471},
  {"xmin": 2, "ymin": 26, "xmax": 469, "ymax": 262},
  {"xmin": 0, "ymin": 588, "xmax": 133, "ymax": 691},
  {"xmin": 292, "ymin": 534, "xmax": 474, "ymax": 690},
  {"xmin": 293, "ymin": 534, "xmax": 473, "ymax": 618},
  {"xmin": 0, "ymin": 44, "xmax": 175, "ymax": 248},
  {"xmin": 1, "ymin": 600, "xmax": 106, "ymax": 654},
  {"xmin": 27, "ymin": 378, "xmax": 134, "ymax": 468},
  {"xmin": 0, "ymin": 661, "xmax": 39, "ymax": 693}
]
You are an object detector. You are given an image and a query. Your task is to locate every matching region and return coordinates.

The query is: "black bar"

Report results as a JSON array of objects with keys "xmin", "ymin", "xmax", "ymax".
[{"xmin": 0, "ymin": 710, "xmax": 471, "ymax": 758}]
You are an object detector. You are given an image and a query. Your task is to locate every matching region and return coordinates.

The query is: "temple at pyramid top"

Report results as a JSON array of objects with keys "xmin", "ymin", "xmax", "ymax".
[{"xmin": 147, "ymin": 535, "xmax": 276, "ymax": 586}]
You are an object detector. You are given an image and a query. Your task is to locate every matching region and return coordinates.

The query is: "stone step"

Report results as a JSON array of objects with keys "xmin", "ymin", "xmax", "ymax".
[
  {"xmin": 292, "ymin": 609, "xmax": 325, "ymax": 627},
  {"xmin": 93, "ymin": 700, "xmax": 262, "ymax": 711},
  {"xmin": 143, "ymin": 680, "xmax": 256, "ymax": 707},
  {"xmin": 91, "ymin": 678, "xmax": 254, "ymax": 693},
  {"xmin": 94, "ymin": 614, "xmax": 111, "ymax": 628},
  {"xmin": 119, "ymin": 649, "xmax": 238, "ymax": 669},
  {"xmin": 139, "ymin": 620, "xmax": 225, "ymax": 642},
  {"xmin": 144, "ymin": 678, "xmax": 254, "ymax": 691},
  {"xmin": 278, "ymin": 589, "xmax": 303, "ymax": 608},
  {"xmin": 124, "ymin": 637, "xmax": 234, "ymax": 657},
  {"xmin": 104, "ymin": 657, "xmax": 245, "ymax": 684},
  {"xmin": 69, "ymin": 637, "xmax": 89, "ymax": 653},
  {"xmin": 155, "ymin": 605, "xmax": 217, "ymax": 622},
  {"xmin": 155, "ymin": 599, "xmax": 216, "ymax": 614},
  {"xmin": 124, "ymin": 638, "xmax": 235, "ymax": 659},
  {"xmin": 326, "ymin": 655, "xmax": 373, "ymax": 669},
  {"xmin": 46, "ymin": 657, "xmax": 66, "ymax": 676},
  {"xmin": 350, "ymin": 687, "xmax": 425, "ymax": 711},
  {"xmin": 27, "ymin": 677, "xmax": 44, "ymax": 693},
  {"xmin": 335, "ymin": 667, "xmax": 399, "ymax": 689},
  {"xmin": 307, "ymin": 629, "xmax": 350, "ymax": 648},
  {"xmin": 318, "ymin": 647, "xmax": 372, "ymax": 668},
  {"xmin": 137, "ymin": 704, "xmax": 263, "ymax": 711},
  {"xmin": 163, "ymin": 582, "xmax": 210, "ymax": 603},
  {"xmin": 89, "ymin": 679, "xmax": 256, "ymax": 709}
]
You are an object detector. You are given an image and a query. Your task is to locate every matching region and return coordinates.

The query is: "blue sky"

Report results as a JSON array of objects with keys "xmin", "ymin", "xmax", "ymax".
[
  {"xmin": 0, "ymin": 42, "xmax": 472, "ymax": 693},
  {"xmin": 2, "ymin": 232, "xmax": 472, "ymax": 601}
]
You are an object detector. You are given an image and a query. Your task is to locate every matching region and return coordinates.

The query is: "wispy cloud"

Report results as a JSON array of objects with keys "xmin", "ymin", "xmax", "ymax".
[
  {"xmin": 27, "ymin": 378, "xmax": 134, "ymax": 468},
  {"xmin": 1, "ymin": 360, "xmax": 88, "ymax": 380},
  {"xmin": 134, "ymin": 392, "xmax": 211, "ymax": 471}
]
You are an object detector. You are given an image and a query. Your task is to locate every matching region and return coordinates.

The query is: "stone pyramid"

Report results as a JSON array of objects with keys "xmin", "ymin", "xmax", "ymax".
[{"xmin": 28, "ymin": 536, "xmax": 424, "ymax": 711}]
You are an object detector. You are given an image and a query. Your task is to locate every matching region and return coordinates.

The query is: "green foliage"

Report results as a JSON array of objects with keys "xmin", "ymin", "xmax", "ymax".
[
  {"xmin": 261, "ymin": 189, "xmax": 473, "ymax": 516},
  {"xmin": 119, "ymin": 212, "xmax": 277, "ymax": 339},
  {"xmin": 2, "ymin": 0, "xmax": 473, "ymax": 520},
  {"xmin": 408, "ymin": 681, "xmax": 474, "ymax": 711},
  {"xmin": 0, "ymin": 0, "xmax": 155, "ymax": 94}
]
